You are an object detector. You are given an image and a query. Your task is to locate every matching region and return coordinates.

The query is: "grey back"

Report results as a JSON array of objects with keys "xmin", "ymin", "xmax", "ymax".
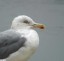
[{"xmin": 0, "ymin": 29, "xmax": 26, "ymax": 59}]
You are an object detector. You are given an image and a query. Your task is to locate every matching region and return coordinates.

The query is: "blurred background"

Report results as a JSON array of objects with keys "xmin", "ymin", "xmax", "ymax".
[{"xmin": 0, "ymin": 0, "xmax": 64, "ymax": 61}]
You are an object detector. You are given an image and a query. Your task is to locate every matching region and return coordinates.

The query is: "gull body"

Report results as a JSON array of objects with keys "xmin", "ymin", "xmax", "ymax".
[{"xmin": 6, "ymin": 29, "xmax": 39, "ymax": 61}]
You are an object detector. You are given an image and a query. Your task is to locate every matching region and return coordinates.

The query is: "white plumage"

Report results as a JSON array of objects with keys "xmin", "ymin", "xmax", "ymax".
[{"xmin": 6, "ymin": 29, "xmax": 39, "ymax": 61}]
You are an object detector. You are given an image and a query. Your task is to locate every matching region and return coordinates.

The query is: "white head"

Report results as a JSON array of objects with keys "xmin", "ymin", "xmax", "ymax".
[{"xmin": 11, "ymin": 15, "xmax": 45, "ymax": 30}]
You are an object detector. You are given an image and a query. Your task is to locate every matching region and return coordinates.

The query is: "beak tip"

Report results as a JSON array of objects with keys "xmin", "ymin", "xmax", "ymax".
[{"xmin": 40, "ymin": 25, "xmax": 45, "ymax": 29}]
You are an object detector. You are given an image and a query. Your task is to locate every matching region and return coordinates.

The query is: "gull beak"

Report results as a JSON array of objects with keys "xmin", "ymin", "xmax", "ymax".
[{"xmin": 32, "ymin": 23, "xmax": 45, "ymax": 29}]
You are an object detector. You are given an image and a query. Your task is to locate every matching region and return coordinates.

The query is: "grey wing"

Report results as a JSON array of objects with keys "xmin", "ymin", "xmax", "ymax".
[{"xmin": 0, "ymin": 29, "xmax": 26, "ymax": 59}]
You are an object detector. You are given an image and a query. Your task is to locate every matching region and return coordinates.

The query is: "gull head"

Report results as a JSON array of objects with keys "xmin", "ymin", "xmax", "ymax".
[{"xmin": 11, "ymin": 15, "xmax": 45, "ymax": 30}]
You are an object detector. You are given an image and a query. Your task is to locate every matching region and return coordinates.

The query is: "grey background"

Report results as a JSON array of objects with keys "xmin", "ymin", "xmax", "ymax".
[{"xmin": 0, "ymin": 0, "xmax": 64, "ymax": 61}]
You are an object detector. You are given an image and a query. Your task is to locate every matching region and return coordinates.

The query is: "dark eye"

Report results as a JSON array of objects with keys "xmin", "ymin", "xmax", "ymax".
[{"xmin": 23, "ymin": 20, "xmax": 30, "ymax": 24}]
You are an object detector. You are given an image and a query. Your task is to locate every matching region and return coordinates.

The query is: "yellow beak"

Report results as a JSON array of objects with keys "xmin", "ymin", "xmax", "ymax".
[{"xmin": 33, "ymin": 23, "xmax": 45, "ymax": 29}]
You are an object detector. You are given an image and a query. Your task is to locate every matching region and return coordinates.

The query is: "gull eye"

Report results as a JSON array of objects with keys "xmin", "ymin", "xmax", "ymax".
[{"xmin": 23, "ymin": 20, "xmax": 30, "ymax": 24}]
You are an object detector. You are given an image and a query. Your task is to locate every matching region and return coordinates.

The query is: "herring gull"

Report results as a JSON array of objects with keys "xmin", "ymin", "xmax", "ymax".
[{"xmin": 0, "ymin": 15, "xmax": 45, "ymax": 61}]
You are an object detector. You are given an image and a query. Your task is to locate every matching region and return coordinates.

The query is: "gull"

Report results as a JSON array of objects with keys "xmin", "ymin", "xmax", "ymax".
[{"xmin": 0, "ymin": 15, "xmax": 45, "ymax": 61}]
